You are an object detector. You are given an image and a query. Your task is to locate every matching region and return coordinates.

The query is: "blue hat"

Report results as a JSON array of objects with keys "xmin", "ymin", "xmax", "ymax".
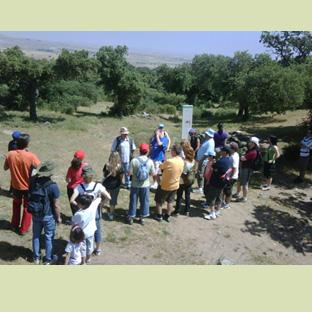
[
  {"xmin": 12, "ymin": 131, "xmax": 21, "ymax": 140},
  {"xmin": 158, "ymin": 123, "xmax": 165, "ymax": 129},
  {"xmin": 205, "ymin": 128, "xmax": 215, "ymax": 138}
]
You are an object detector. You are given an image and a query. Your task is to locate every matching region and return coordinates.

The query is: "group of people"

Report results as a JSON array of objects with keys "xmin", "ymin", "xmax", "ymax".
[{"xmin": 2, "ymin": 122, "xmax": 311, "ymax": 265}]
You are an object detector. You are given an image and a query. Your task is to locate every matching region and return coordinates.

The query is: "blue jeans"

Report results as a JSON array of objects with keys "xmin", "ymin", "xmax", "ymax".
[
  {"xmin": 122, "ymin": 162, "xmax": 131, "ymax": 187},
  {"xmin": 94, "ymin": 205, "xmax": 102, "ymax": 244},
  {"xmin": 32, "ymin": 215, "xmax": 56, "ymax": 262},
  {"xmin": 128, "ymin": 187, "xmax": 150, "ymax": 218}
]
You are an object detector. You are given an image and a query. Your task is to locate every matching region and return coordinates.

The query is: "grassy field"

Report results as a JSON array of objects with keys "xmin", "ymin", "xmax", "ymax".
[{"xmin": 0, "ymin": 104, "xmax": 311, "ymax": 265}]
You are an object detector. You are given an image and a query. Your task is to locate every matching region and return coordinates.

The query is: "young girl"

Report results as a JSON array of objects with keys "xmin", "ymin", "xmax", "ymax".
[
  {"xmin": 262, "ymin": 135, "xmax": 280, "ymax": 191},
  {"xmin": 64, "ymin": 225, "xmax": 85, "ymax": 265},
  {"xmin": 202, "ymin": 151, "xmax": 216, "ymax": 208},
  {"xmin": 102, "ymin": 152, "xmax": 123, "ymax": 221},
  {"xmin": 72, "ymin": 194, "xmax": 101, "ymax": 264},
  {"xmin": 66, "ymin": 150, "xmax": 87, "ymax": 215}
]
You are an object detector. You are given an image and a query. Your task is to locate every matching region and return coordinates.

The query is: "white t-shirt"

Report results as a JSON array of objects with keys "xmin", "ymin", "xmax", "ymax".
[
  {"xmin": 71, "ymin": 198, "xmax": 101, "ymax": 238},
  {"xmin": 65, "ymin": 241, "xmax": 85, "ymax": 265},
  {"xmin": 231, "ymin": 152, "xmax": 240, "ymax": 180},
  {"xmin": 73, "ymin": 181, "xmax": 106, "ymax": 199}
]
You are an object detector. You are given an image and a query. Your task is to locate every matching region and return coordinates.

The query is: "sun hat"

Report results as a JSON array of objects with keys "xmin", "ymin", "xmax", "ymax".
[
  {"xmin": 158, "ymin": 123, "xmax": 165, "ymax": 129},
  {"xmin": 12, "ymin": 130, "xmax": 22, "ymax": 140},
  {"xmin": 205, "ymin": 128, "xmax": 215, "ymax": 138},
  {"xmin": 139, "ymin": 143, "xmax": 149, "ymax": 154},
  {"xmin": 120, "ymin": 127, "xmax": 129, "ymax": 135},
  {"xmin": 250, "ymin": 136, "xmax": 260, "ymax": 147},
  {"xmin": 74, "ymin": 150, "xmax": 86, "ymax": 160},
  {"xmin": 81, "ymin": 165, "xmax": 95, "ymax": 178},
  {"xmin": 37, "ymin": 161, "xmax": 55, "ymax": 177}
]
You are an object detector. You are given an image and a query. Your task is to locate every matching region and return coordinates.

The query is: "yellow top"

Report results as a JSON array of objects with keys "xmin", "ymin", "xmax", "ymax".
[{"xmin": 160, "ymin": 156, "xmax": 184, "ymax": 191}]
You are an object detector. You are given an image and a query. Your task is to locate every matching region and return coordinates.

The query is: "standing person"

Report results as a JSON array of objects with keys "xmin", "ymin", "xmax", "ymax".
[
  {"xmin": 154, "ymin": 144, "xmax": 184, "ymax": 222},
  {"xmin": 111, "ymin": 127, "xmax": 136, "ymax": 189},
  {"xmin": 64, "ymin": 226, "xmax": 86, "ymax": 265},
  {"xmin": 156, "ymin": 123, "xmax": 171, "ymax": 151},
  {"xmin": 189, "ymin": 128, "xmax": 201, "ymax": 158},
  {"xmin": 102, "ymin": 152, "xmax": 123, "ymax": 221},
  {"xmin": 175, "ymin": 143, "xmax": 195, "ymax": 216},
  {"xmin": 202, "ymin": 151, "xmax": 216, "ymax": 209},
  {"xmin": 195, "ymin": 129, "xmax": 215, "ymax": 193},
  {"xmin": 70, "ymin": 165, "xmax": 111, "ymax": 256},
  {"xmin": 150, "ymin": 125, "xmax": 170, "ymax": 189},
  {"xmin": 214, "ymin": 122, "xmax": 229, "ymax": 152},
  {"xmin": 28, "ymin": 161, "xmax": 61, "ymax": 264},
  {"xmin": 204, "ymin": 147, "xmax": 233, "ymax": 220},
  {"xmin": 294, "ymin": 127, "xmax": 312, "ymax": 183},
  {"xmin": 261, "ymin": 135, "xmax": 280, "ymax": 191},
  {"xmin": 8, "ymin": 130, "xmax": 21, "ymax": 151},
  {"xmin": 233, "ymin": 137, "xmax": 259, "ymax": 203},
  {"xmin": 222, "ymin": 142, "xmax": 240, "ymax": 209},
  {"xmin": 65, "ymin": 150, "xmax": 87, "ymax": 215},
  {"xmin": 4, "ymin": 133, "xmax": 40, "ymax": 235},
  {"xmin": 72, "ymin": 194, "xmax": 101, "ymax": 264},
  {"xmin": 127, "ymin": 143, "xmax": 156, "ymax": 225}
]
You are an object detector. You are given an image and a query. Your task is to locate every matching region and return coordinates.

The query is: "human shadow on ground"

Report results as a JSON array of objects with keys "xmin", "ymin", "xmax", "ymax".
[
  {"xmin": 242, "ymin": 205, "xmax": 312, "ymax": 254},
  {"xmin": 0, "ymin": 241, "xmax": 33, "ymax": 262},
  {"xmin": 0, "ymin": 188, "xmax": 12, "ymax": 198},
  {"xmin": 53, "ymin": 237, "xmax": 68, "ymax": 264},
  {"xmin": 0, "ymin": 219, "xmax": 11, "ymax": 230}
]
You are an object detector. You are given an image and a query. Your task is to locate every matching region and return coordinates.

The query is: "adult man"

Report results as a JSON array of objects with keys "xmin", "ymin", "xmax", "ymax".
[
  {"xmin": 29, "ymin": 161, "xmax": 61, "ymax": 264},
  {"xmin": 111, "ymin": 127, "xmax": 136, "ymax": 189},
  {"xmin": 195, "ymin": 128, "xmax": 215, "ymax": 193},
  {"xmin": 294, "ymin": 127, "xmax": 312, "ymax": 183},
  {"xmin": 204, "ymin": 146, "xmax": 233, "ymax": 220},
  {"xmin": 127, "ymin": 143, "xmax": 156, "ymax": 225},
  {"xmin": 154, "ymin": 144, "xmax": 184, "ymax": 222},
  {"xmin": 4, "ymin": 133, "xmax": 40, "ymax": 235},
  {"xmin": 214, "ymin": 122, "xmax": 229, "ymax": 151}
]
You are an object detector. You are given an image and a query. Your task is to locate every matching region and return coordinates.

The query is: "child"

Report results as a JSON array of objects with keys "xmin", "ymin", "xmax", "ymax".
[
  {"xmin": 261, "ymin": 135, "xmax": 280, "ymax": 191},
  {"xmin": 64, "ymin": 225, "xmax": 86, "ymax": 265},
  {"xmin": 72, "ymin": 194, "xmax": 101, "ymax": 264},
  {"xmin": 202, "ymin": 151, "xmax": 216, "ymax": 208},
  {"xmin": 66, "ymin": 150, "xmax": 87, "ymax": 215},
  {"xmin": 102, "ymin": 152, "xmax": 123, "ymax": 221}
]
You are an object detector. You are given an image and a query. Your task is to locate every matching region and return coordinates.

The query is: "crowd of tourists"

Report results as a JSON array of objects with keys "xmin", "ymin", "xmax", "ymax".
[{"xmin": 2, "ymin": 123, "xmax": 312, "ymax": 264}]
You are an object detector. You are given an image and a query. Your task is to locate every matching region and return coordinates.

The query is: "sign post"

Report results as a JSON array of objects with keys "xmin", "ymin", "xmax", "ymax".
[{"xmin": 181, "ymin": 104, "xmax": 193, "ymax": 139}]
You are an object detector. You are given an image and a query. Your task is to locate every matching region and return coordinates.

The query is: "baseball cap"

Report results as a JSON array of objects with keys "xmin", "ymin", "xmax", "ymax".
[
  {"xmin": 74, "ymin": 150, "xmax": 86, "ymax": 160},
  {"xmin": 139, "ymin": 143, "xmax": 149, "ymax": 154},
  {"xmin": 250, "ymin": 136, "xmax": 260, "ymax": 147},
  {"xmin": 158, "ymin": 123, "xmax": 165, "ymax": 129}
]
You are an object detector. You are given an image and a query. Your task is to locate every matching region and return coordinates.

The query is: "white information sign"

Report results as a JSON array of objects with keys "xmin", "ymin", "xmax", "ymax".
[{"xmin": 181, "ymin": 104, "xmax": 193, "ymax": 139}]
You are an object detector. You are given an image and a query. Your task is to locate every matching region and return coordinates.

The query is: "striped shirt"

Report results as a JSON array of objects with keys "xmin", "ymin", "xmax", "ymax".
[{"xmin": 300, "ymin": 136, "xmax": 312, "ymax": 157}]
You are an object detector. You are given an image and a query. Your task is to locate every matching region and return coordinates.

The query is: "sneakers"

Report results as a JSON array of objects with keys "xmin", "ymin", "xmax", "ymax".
[
  {"xmin": 194, "ymin": 188, "xmax": 203, "ymax": 194},
  {"xmin": 154, "ymin": 214, "xmax": 163, "ymax": 222},
  {"xmin": 232, "ymin": 193, "xmax": 240, "ymax": 199},
  {"xmin": 185, "ymin": 211, "xmax": 190, "ymax": 217},
  {"xmin": 236, "ymin": 197, "xmax": 247, "ymax": 203},
  {"xmin": 44, "ymin": 255, "xmax": 58, "ymax": 265},
  {"xmin": 163, "ymin": 214, "xmax": 171, "ymax": 223},
  {"xmin": 94, "ymin": 249, "xmax": 102, "ymax": 256},
  {"xmin": 222, "ymin": 203, "xmax": 231, "ymax": 209},
  {"xmin": 127, "ymin": 217, "xmax": 134, "ymax": 225},
  {"xmin": 201, "ymin": 202, "xmax": 209, "ymax": 209},
  {"xmin": 139, "ymin": 218, "xmax": 145, "ymax": 226},
  {"xmin": 204, "ymin": 212, "xmax": 216, "ymax": 220},
  {"xmin": 33, "ymin": 258, "xmax": 40, "ymax": 265},
  {"xmin": 108, "ymin": 213, "xmax": 114, "ymax": 221},
  {"xmin": 261, "ymin": 185, "xmax": 271, "ymax": 191},
  {"xmin": 215, "ymin": 210, "xmax": 221, "ymax": 217}
]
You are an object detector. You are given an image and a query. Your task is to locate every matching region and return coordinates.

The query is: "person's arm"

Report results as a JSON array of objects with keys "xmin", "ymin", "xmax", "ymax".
[
  {"xmin": 65, "ymin": 168, "xmax": 71, "ymax": 183},
  {"xmin": 100, "ymin": 185, "xmax": 112, "ymax": 201},
  {"xmin": 274, "ymin": 146, "xmax": 280, "ymax": 159},
  {"xmin": 156, "ymin": 132, "xmax": 162, "ymax": 146},
  {"xmin": 3, "ymin": 157, "xmax": 9, "ymax": 171},
  {"xmin": 195, "ymin": 138, "xmax": 201, "ymax": 152},
  {"xmin": 70, "ymin": 189, "xmax": 79, "ymax": 206},
  {"xmin": 111, "ymin": 139, "xmax": 117, "ymax": 152},
  {"xmin": 53, "ymin": 198, "xmax": 62, "ymax": 224},
  {"xmin": 128, "ymin": 159, "xmax": 134, "ymax": 177},
  {"xmin": 64, "ymin": 252, "xmax": 71, "ymax": 265},
  {"xmin": 165, "ymin": 131, "xmax": 171, "ymax": 151}
]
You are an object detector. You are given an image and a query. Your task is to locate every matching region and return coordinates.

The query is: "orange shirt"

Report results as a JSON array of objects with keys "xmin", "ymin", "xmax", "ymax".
[
  {"xmin": 5, "ymin": 150, "xmax": 40, "ymax": 190},
  {"xmin": 160, "ymin": 156, "xmax": 184, "ymax": 191}
]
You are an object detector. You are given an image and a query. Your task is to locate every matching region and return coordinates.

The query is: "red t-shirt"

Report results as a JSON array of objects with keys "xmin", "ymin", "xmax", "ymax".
[
  {"xmin": 66, "ymin": 162, "xmax": 88, "ymax": 189},
  {"xmin": 242, "ymin": 149, "xmax": 257, "ymax": 168}
]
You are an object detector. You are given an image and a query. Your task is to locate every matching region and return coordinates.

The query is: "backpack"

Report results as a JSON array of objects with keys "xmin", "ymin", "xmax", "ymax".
[
  {"xmin": 251, "ymin": 149, "xmax": 263, "ymax": 171},
  {"xmin": 80, "ymin": 182, "xmax": 98, "ymax": 199},
  {"xmin": 182, "ymin": 163, "xmax": 195, "ymax": 187},
  {"xmin": 28, "ymin": 178, "xmax": 55, "ymax": 216},
  {"xmin": 136, "ymin": 158, "xmax": 149, "ymax": 182}
]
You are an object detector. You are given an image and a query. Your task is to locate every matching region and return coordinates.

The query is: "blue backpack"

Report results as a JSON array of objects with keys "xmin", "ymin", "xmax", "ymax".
[
  {"xmin": 28, "ymin": 178, "xmax": 55, "ymax": 216},
  {"xmin": 136, "ymin": 158, "xmax": 149, "ymax": 182}
]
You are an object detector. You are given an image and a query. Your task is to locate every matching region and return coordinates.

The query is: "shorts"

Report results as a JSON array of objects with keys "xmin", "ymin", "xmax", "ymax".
[
  {"xmin": 154, "ymin": 161, "xmax": 163, "ymax": 175},
  {"xmin": 239, "ymin": 167, "xmax": 253, "ymax": 186},
  {"xmin": 299, "ymin": 156, "xmax": 309, "ymax": 172},
  {"xmin": 263, "ymin": 162, "xmax": 276, "ymax": 179},
  {"xmin": 206, "ymin": 185, "xmax": 223, "ymax": 207},
  {"xmin": 155, "ymin": 187, "xmax": 177, "ymax": 205},
  {"xmin": 223, "ymin": 179, "xmax": 237, "ymax": 197}
]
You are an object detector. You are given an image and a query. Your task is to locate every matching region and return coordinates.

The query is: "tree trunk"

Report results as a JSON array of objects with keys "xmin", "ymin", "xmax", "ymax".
[{"xmin": 29, "ymin": 84, "xmax": 38, "ymax": 121}]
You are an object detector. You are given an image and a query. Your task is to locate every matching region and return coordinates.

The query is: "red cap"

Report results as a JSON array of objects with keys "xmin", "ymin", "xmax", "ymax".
[
  {"xmin": 74, "ymin": 150, "xmax": 86, "ymax": 160},
  {"xmin": 139, "ymin": 143, "xmax": 149, "ymax": 154}
]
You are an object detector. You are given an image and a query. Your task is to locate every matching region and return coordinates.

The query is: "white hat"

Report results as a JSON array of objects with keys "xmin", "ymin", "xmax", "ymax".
[
  {"xmin": 120, "ymin": 127, "xmax": 129, "ymax": 135},
  {"xmin": 205, "ymin": 128, "xmax": 215, "ymax": 138},
  {"xmin": 250, "ymin": 136, "xmax": 259, "ymax": 146}
]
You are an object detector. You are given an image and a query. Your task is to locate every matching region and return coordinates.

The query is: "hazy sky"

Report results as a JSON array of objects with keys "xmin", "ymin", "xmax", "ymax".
[{"xmin": 1, "ymin": 31, "xmax": 269, "ymax": 57}]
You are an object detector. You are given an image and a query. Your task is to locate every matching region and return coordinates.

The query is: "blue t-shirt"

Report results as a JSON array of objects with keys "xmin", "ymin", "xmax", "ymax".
[
  {"xmin": 150, "ymin": 136, "xmax": 169, "ymax": 162},
  {"xmin": 196, "ymin": 139, "xmax": 215, "ymax": 161},
  {"xmin": 209, "ymin": 156, "xmax": 233, "ymax": 188}
]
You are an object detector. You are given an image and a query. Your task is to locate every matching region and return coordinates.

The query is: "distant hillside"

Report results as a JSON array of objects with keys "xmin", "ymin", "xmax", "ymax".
[{"xmin": 0, "ymin": 33, "xmax": 190, "ymax": 68}]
